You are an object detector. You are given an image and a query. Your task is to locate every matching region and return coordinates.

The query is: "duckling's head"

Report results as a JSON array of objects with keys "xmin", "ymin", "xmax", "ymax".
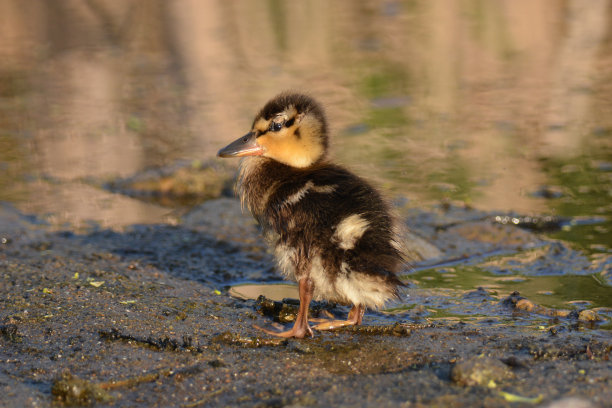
[{"xmin": 218, "ymin": 92, "xmax": 328, "ymax": 168}]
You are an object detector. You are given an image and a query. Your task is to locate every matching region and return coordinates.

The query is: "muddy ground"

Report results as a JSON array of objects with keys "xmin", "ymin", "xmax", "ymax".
[{"xmin": 1, "ymin": 190, "xmax": 611, "ymax": 407}]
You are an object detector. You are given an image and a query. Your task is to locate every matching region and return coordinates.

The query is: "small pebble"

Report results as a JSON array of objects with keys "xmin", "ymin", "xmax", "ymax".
[
  {"xmin": 544, "ymin": 397, "xmax": 594, "ymax": 408},
  {"xmin": 578, "ymin": 310, "xmax": 601, "ymax": 322},
  {"xmin": 451, "ymin": 355, "xmax": 513, "ymax": 387}
]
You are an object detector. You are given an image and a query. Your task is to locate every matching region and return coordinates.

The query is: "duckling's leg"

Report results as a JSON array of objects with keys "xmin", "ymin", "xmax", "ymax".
[
  {"xmin": 254, "ymin": 278, "xmax": 314, "ymax": 338},
  {"xmin": 312, "ymin": 304, "xmax": 365, "ymax": 331},
  {"xmin": 348, "ymin": 304, "xmax": 365, "ymax": 325}
]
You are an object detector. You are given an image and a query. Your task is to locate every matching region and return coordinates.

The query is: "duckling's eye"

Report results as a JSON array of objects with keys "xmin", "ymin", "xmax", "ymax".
[{"xmin": 269, "ymin": 122, "xmax": 283, "ymax": 132}]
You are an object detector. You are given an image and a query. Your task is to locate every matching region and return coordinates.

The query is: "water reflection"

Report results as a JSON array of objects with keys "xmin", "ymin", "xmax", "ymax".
[{"xmin": 0, "ymin": 1, "xmax": 610, "ymax": 234}]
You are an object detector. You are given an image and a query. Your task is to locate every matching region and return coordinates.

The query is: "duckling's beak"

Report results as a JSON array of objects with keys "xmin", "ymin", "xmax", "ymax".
[{"xmin": 217, "ymin": 132, "xmax": 264, "ymax": 158}]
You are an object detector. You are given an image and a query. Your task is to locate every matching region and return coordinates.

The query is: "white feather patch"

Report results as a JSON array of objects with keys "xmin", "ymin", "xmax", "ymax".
[
  {"xmin": 309, "ymin": 255, "xmax": 334, "ymax": 301},
  {"xmin": 334, "ymin": 272, "xmax": 393, "ymax": 309},
  {"xmin": 284, "ymin": 181, "xmax": 315, "ymax": 206},
  {"xmin": 333, "ymin": 214, "xmax": 370, "ymax": 250},
  {"xmin": 311, "ymin": 184, "xmax": 337, "ymax": 194},
  {"xmin": 283, "ymin": 181, "xmax": 337, "ymax": 206},
  {"xmin": 310, "ymin": 255, "xmax": 394, "ymax": 308},
  {"xmin": 274, "ymin": 244, "xmax": 296, "ymax": 280}
]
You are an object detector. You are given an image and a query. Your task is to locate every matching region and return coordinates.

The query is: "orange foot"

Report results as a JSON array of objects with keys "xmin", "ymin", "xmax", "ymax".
[
  {"xmin": 312, "ymin": 304, "xmax": 365, "ymax": 331},
  {"xmin": 253, "ymin": 323, "xmax": 313, "ymax": 338}
]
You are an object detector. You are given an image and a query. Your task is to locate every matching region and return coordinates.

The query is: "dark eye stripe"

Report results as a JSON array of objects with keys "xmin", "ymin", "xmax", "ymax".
[{"xmin": 285, "ymin": 117, "xmax": 295, "ymax": 127}]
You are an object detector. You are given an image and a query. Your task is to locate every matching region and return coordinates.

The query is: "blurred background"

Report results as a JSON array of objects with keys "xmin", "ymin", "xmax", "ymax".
[{"xmin": 1, "ymin": 0, "xmax": 611, "ymax": 252}]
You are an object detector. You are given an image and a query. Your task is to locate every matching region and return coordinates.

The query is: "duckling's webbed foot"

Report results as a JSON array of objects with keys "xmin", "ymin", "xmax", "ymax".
[
  {"xmin": 253, "ymin": 320, "xmax": 313, "ymax": 338},
  {"xmin": 312, "ymin": 304, "xmax": 365, "ymax": 331},
  {"xmin": 254, "ymin": 278, "xmax": 315, "ymax": 339}
]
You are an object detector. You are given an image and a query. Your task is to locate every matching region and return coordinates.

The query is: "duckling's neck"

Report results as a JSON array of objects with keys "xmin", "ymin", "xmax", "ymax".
[
  {"xmin": 237, "ymin": 156, "xmax": 277, "ymax": 217},
  {"xmin": 237, "ymin": 156, "xmax": 326, "ymax": 218}
]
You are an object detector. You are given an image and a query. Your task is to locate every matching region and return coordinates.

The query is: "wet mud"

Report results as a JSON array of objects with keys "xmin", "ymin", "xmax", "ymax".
[{"xmin": 1, "ymin": 193, "xmax": 611, "ymax": 408}]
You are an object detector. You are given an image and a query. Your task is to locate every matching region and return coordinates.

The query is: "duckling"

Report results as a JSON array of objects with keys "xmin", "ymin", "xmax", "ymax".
[{"xmin": 218, "ymin": 92, "xmax": 405, "ymax": 338}]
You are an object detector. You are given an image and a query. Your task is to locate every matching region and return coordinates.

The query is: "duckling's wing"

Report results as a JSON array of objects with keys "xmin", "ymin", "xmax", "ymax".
[{"xmin": 261, "ymin": 164, "xmax": 405, "ymax": 306}]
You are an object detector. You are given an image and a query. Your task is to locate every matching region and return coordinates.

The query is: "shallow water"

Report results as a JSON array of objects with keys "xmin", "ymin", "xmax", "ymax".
[{"xmin": 1, "ymin": 2, "xmax": 611, "ymax": 323}]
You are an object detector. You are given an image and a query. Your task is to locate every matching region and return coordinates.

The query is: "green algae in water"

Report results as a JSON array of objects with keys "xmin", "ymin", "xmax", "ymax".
[
  {"xmin": 410, "ymin": 266, "xmax": 612, "ymax": 311},
  {"xmin": 538, "ymin": 154, "xmax": 612, "ymax": 253}
]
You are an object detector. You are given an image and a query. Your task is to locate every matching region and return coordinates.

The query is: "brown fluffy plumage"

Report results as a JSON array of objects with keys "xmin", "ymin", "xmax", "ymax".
[{"xmin": 218, "ymin": 92, "xmax": 405, "ymax": 338}]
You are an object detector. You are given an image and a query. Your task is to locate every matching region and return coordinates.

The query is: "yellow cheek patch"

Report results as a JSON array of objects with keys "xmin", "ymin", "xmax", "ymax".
[
  {"xmin": 259, "ymin": 131, "xmax": 324, "ymax": 168},
  {"xmin": 256, "ymin": 134, "xmax": 271, "ymax": 150}
]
